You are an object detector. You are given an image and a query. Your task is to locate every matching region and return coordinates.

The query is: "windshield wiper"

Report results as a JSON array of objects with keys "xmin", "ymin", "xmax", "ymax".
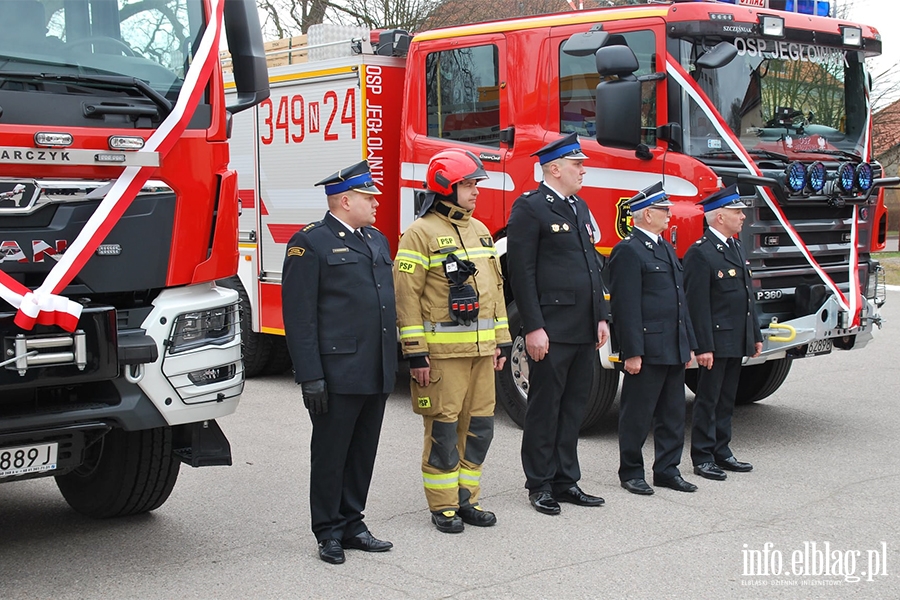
[
  {"xmin": 795, "ymin": 148, "xmax": 861, "ymax": 161},
  {"xmin": 700, "ymin": 149, "xmax": 789, "ymax": 162},
  {"xmin": 0, "ymin": 71, "xmax": 172, "ymax": 118}
]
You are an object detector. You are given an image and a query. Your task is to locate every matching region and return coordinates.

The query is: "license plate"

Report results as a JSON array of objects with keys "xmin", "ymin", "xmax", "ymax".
[
  {"xmin": 0, "ymin": 442, "xmax": 58, "ymax": 478},
  {"xmin": 806, "ymin": 339, "xmax": 833, "ymax": 357}
]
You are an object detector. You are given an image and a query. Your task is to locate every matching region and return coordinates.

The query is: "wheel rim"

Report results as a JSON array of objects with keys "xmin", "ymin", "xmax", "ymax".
[{"xmin": 509, "ymin": 332, "xmax": 530, "ymax": 401}]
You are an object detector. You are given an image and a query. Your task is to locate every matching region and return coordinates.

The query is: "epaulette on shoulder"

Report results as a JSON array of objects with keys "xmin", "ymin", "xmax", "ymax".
[
  {"xmin": 521, "ymin": 190, "xmax": 539, "ymax": 198},
  {"xmin": 694, "ymin": 237, "xmax": 704, "ymax": 245},
  {"xmin": 367, "ymin": 224, "xmax": 382, "ymax": 233},
  {"xmin": 302, "ymin": 221, "xmax": 320, "ymax": 232}
]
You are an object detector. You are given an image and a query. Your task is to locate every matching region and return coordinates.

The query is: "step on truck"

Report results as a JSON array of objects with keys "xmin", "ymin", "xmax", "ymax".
[
  {"xmin": 0, "ymin": 0, "xmax": 269, "ymax": 517},
  {"xmin": 228, "ymin": 0, "xmax": 889, "ymax": 430}
]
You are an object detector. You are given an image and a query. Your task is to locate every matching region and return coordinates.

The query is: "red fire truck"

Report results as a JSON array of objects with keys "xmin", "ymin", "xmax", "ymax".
[
  {"xmin": 0, "ymin": 0, "xmax": 268, "ymax": 517},
  {"xmin": 228, "ymin": 0, "xmax": 889, "ymax": 429}
]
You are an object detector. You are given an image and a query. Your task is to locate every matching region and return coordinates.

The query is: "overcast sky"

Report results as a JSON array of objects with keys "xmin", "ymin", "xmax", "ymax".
[{"xmin": 843, "ymin": 0, "xmax": 898, "ymax": 107}]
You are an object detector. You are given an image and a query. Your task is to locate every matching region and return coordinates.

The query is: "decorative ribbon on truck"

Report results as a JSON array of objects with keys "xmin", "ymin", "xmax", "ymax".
[
  {"xmin": 666, "ymin": 56, "xmax": 862, "ymax": 327},
  {"xmin": 0, "ymin": 0, "xmax": 225, "ymax": 332}
]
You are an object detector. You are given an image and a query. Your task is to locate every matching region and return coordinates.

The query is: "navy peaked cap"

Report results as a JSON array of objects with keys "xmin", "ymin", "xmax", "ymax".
[
  {"xmin": 315, "ymin": 160, "xmax": 381, "ymax": 196},
  {"xmin": 697, "ymin": 184, "xmax": 749, "ymax": 212},
  {"xmin": 532, "ymin": 132, "xmax": 588, "ymax": 165},
  {"xmin": 625, "ymin": 181, "xmax": 672, "ymax": 212}
]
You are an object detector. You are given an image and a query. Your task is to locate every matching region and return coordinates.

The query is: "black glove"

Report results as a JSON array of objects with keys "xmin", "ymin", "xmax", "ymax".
[
  {"xmin": 448, "ymin": 283, "xmax": 479, "ymax": 326},
  {"xmin": 301, "ymin": 379, "xmax": 328, "ymax": 415}
]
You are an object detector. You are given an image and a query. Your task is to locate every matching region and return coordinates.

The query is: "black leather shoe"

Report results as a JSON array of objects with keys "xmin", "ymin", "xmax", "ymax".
[
  {"xmin": 341, "ymin": 531, "xmax": 393, "ymax": 552},
  {"xmin": 431, "ymin": 510, "xmax": 465, "ymax": 533},
  {"xmin": 317, "ymin": 539, "xmax": 345, "ymax": 564},
  {"xmin": 529, "ymin": 491, "xmax": 561, "ymax": 515},
  {"xmin": 716, "ymin": 456, "xmax": 753, "ymax": 472},
  {"xmin": 621, "ymin": 478, "xmax": 654, "ymax": 495},
  {"xmin": 653, "ymin": 474, "xmax": 698, "ymax": 492},
  {"xmin": 693, "ymin": 462, "xmax": 727, "ymax": 481},
  {"xmin": 458, "ymin": 504, "xmax": 497, "ymax": 527},
  {"xmin": 555, "ymin": 485, "xmax": 605, "ymax": 506}
]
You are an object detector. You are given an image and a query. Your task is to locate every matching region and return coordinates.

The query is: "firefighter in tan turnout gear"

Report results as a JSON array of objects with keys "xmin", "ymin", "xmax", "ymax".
[{"xmin": 394, "ymin": 149, "xmax": 512, "ymax": 533}]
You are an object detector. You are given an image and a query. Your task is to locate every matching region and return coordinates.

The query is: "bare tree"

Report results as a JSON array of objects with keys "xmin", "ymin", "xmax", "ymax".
[{"xmin": 255, "ymin": 0, "xmax": 639, "ymax": 39}]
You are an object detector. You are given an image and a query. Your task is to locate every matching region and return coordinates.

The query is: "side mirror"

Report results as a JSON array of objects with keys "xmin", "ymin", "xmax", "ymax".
[
  {"xmin": 224, "ymin": 0, "xmax": 270, "ymax": 114},
  {"xmin": 594, "ymin": 45, "xmax": 642, "ymax": 150},
  {"xmin": 695, "ymin": 41, "xmax": 738, "ymax": 70}
]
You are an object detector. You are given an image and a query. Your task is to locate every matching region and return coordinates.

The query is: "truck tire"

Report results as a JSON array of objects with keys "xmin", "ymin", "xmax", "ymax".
[
  {"xmin": 218, "ymin": 276, "xmax": 272, "ymax": 377},
  {"xmin": 684, "ymin": 357, "xmax": 793, "ymax": 405},
  {"xmin": 264, "ymin": 335, "xmax": 294, "ymax": 375},
  {"xmin": 55, "ymin": 427, "xmax": 180, "ymax": 518},
  {"xmin": 496, "ymin": 302, "xmax": 618, "ymax": 431}
]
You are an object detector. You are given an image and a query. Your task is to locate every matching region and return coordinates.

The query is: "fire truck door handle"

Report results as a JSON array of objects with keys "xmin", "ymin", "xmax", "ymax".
[{"xmin": 499, "ymin": 127, "xmax": 515, "ymax": 146}]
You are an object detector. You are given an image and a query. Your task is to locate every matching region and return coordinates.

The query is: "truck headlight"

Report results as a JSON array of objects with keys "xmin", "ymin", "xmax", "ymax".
[{"xmin": 168, "ymin": 304, "xmax": 237, "ymax": 353}]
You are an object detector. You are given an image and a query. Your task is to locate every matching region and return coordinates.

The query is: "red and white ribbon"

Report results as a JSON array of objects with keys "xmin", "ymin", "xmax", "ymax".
[
  {"xmin": 0, "ymin": 0, "xmax": 225, "ymax": 332},
  {"xmin": 666, "ymin": 56, "xmax": 861, "ymax": 327}
]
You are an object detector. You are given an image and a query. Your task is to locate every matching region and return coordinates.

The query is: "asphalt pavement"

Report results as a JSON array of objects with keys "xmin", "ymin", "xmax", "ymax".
[{"xmin": 2, "ymin": 292, "xmax": 899, "ymax": 599}]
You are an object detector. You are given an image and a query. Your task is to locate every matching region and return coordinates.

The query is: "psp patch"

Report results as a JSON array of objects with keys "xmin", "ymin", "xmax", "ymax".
[
  {"xmin": 397, "ymin": 259, "xmax": 416, "ymax": 274},
  {"xmin": 436, "ymin": 236, "xmax": 456, "ymax": 248},
  {"xmin": 417, "ymin": 396, "xmax": 432, "ymax": 409},
  {"xmin": 287, "ymin": 246, "xmax": 305, "ymax": 257}
]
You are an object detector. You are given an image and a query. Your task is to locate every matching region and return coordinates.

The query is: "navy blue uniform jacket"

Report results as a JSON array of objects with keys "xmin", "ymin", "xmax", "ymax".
[
  {"xmin": 683, "ymin": 233, "xmax": 763, "ymax": 358},
  {"xmin": 282, "ymin": 212, "xmax": 397, "ymax": 395},
  {"xmin": 507, "ymin": 183, "xmax": 610, "ymax": 344},
  {"xmin": 608, "ymin": 229, "xmax": 696, "ymax": 364}
]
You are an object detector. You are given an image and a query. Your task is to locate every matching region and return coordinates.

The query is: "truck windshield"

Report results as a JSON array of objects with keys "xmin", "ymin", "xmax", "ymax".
[
  {"xmin": 0, "ymin": 0, "xmax": 204, "ymax": 103},
  {"xmin": 678, "ymin": 37, "xmax": 869, "ymax": 162}
]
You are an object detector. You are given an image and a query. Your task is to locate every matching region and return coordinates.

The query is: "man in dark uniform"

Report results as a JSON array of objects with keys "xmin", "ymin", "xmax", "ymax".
[
  {"xmin": 608, "ymin": 182, "xmax": 697, "ymax": 495},
  {"xmin": 282, "ymin": 160, "xmax": 397, "ymax": 564},
  {"xmin": 507, "ymin": 133, "xmax": 609, "ymax": 516},
  {"xmin": 683, "ymin": 184, "xmax": 763, "ymax": 481}
]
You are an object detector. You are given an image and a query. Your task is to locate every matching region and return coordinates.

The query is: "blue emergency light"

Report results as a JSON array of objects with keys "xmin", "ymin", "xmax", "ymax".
[{"xmin": 674, "ymin": 0, "xmax": 831, "ymax": 17}]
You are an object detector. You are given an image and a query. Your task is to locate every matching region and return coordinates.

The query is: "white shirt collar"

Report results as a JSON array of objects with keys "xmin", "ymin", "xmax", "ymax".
[
  {"xmin": 707, "ymin": 226, "xmax": 730, "ymax": 244},
  {"xmin": 329, "ymin": 212, "xmax": 358, "ymax": 234},
  {"xmin": 634, "ymin": 226, "xmax": 660, "ymax": 242},
  {"xmin": 542, "ymin": 182, "xmax": 571, "ymax": 201}
]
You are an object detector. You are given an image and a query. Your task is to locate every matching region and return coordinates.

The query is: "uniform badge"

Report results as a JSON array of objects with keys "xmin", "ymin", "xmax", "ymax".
[
  {"xmin": 338, "ymin": 231, "xmax": 346, "ymax": 238},
  {"xmin": 716, "ymin": 244, "xmax": 724, "ymax": 252},
  {"xmin": 551, "ymin": 224, "xmax": 560, "ymax": 232},
  {"xmin": 437, "ymin": 236, "xmax": 456, "ymax": 248},
  {"xmin": 397, "ymin": 259, "xmax": 416, "ymax": 274},
  {"xmin": 332, "ymin": 247, "xmax": 349, "ymax": 253},
  {"xmin": 480, "ymin": 237, "xmax": 493, "ymax": 247},
  {"xmin": 287, "ymin": 246, "xmax": 305, "ymax": 257},
  {"xmin": 417, "ymin": 396, "xmax": 432, "ymax": 409},
  {"xmin": 562, "ymin": 223, "xmax": 570, "ymax": 232},
  {"xmin": 728, "ymin": 269, "xmax": 736, "ymax": 277},
  {"xmin": 615, "ymin": 196, "xmax": 633, "ymax": 240},
  {"xmin": 644, "ymin": 241, "xmax": 653, "ymax": 250},
  {"xmin": 717, "ymin": 270, "xmax": 724, "ymax": 279},
  {"xmin": 546, "ymin": 194, "xmax": 555, "ymax": 203}
]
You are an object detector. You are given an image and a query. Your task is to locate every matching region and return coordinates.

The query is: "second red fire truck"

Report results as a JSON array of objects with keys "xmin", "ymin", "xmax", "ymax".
[{"xmin": 227, "ymin": 0, "xmax": 890, "ymax": 429}]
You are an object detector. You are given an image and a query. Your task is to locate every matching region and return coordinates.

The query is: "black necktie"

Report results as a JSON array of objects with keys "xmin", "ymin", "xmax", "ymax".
[
  {"xmin": 355, "ymin": 229, "xmax": 366, "ymax": 243},
  {"xmin": 727, "ymin": 238, "xmax": 740, "ymax": 261}
]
